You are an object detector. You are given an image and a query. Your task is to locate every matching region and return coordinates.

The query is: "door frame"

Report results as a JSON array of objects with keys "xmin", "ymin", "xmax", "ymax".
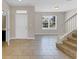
[{"xmin": 2, "ymin": 10, "xmax": 10, "ymax": 45}]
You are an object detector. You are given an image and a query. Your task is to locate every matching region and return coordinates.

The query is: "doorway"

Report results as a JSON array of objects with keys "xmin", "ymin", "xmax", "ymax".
[
  {"xmin": 2, "ymin": 15, "xmax": 6, "ymax": 42},
  {"xmin": 2, "ymin": 10, "xmax": 10, "ymax": 45},
  {"xmin": 15, "ymin": 13, "xmax": 28, "ymax": 39}
]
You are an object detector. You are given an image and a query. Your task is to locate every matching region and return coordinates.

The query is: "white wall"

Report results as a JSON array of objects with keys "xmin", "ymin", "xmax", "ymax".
[
  {"xmin": 10, "ymin": 6, "xmax": 65, "ymax": 39},
  {"xmin": 10, "ymin": 6, "xmax": 35, "ymax": 38},
  {"xmin": 65, "ymin": 9, "xmax": 77, "ymax": 33},
  {"xmin": 2, "ymin": 0, "xmax": 10, "ymax": 12},
  {"xmin": 35, "ymin": 12, "xmax": 65, "ymax": 35}
]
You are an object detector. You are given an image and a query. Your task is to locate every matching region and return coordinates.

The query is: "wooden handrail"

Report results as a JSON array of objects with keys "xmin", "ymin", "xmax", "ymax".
[{"xmin": 65, "ymin": 13, "xmax": 77, "ymax": 23}]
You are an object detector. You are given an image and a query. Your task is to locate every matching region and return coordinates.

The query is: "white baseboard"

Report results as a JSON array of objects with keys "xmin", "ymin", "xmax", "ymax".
[
  {"xmin": 11, "ymin": 37, "xmax": 35, "ymax": 40},
  {"xmin": 35, "ymin": 33, "xmax": 58, "ymax": 36}
]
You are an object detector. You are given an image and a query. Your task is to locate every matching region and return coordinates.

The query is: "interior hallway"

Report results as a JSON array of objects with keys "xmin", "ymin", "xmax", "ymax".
[{"xmin": 3, "ymin": 36, "xmax": 71, "ymax": 59}]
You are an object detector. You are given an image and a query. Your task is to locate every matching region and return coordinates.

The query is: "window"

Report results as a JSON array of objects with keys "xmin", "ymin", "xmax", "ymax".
[
  {"xmin": 16, "ymin": 10, "xmax": 27, "ymax": 14},
  {"xmin": 42, "ymin": 16, "xmax": 57, "ymax": 29}
]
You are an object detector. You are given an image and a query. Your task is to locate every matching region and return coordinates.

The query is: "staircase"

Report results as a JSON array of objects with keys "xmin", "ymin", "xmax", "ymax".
[{"xmin": 56, "ymin": 30, "xmax": 77, "ymax": 59}]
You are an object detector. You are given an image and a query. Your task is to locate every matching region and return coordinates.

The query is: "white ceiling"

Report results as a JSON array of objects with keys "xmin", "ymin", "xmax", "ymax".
[{"xmin": 4, "ymin": 0, "xmax": 77, "ymax": 12}]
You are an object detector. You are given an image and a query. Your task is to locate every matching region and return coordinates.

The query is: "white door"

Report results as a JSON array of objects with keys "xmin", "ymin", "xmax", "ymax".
[{"xmin": 15, "ymin": 14, "xmax": 28, "ymax": 38}]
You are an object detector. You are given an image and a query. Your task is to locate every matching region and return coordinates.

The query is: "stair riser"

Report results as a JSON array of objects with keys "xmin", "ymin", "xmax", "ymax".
[
  {"xmin": 63, "ymin": 41, "xmax": 77, "ymax": 51},
  {"xmin": 72, "ymin": 33, "xmax": 77, "ymax": 38},
  {"xmin": 67, "ymin": 36, "xmax": 76, "ymax": 40},
  {"xmin": 68, "ymin": 39, "xmax": 77, "ymax": 44},
  {"xmin": 72, "ymin": 30, "xmax": 77, "ymax": 38},
  {"xmin": 56, "ymin": 44, "xmax": 76, "ymax": 59}
]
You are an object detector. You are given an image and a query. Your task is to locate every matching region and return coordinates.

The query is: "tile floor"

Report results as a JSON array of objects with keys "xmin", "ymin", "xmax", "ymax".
[{"xmin": 2, "ymin": 36, "xmax": 71, "ymax": 59}]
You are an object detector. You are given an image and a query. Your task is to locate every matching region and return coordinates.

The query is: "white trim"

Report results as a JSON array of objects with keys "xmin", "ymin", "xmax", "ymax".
[
  {"xmin": 6, "ymin": 10, "xmax": 10, "ymax": 46},
  {"xmin": 35, "ymin": 33, "xmax": 58, "ymax": 35},
  {"xmin": 42, "ymin": 28, "xmax": 57, "ymax": 30},
  {"xmin": 11, "ymin": 37, "xmax": 35, "ymax": 40}
]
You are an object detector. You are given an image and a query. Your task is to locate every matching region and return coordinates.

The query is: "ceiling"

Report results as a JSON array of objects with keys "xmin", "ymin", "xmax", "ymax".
[{"xmin": 4, "ymin": 0, "xmax": 77, "ymax": 12}]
